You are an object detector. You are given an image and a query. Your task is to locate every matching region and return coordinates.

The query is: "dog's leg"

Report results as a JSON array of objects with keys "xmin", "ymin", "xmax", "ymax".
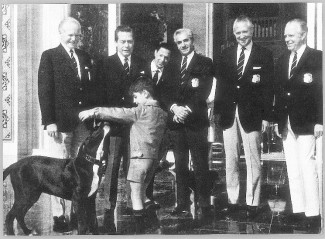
[
  {"xmin": 5, "ymin": 203, "xmax": 19, "ymax": 235},
  {"xmin": 16, "ymin": 192, "xmax": 41, "ymax": 235},
  {"xmin": 86, "ymin": 195, "xmax": 99, "ymax": 235},
  {"xmin": 73, "ymin": 197, "xmax": 88, "ymax": 235}
]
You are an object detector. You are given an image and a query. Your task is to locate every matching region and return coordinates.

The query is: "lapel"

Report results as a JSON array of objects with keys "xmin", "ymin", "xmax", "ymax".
[
  {"xmin": 292, "ymin": 46, "xmax": 311, "ymax": 78},
  {"xmin": 179, "ymin": 52, "xmax": 198, "ymax": 85},
  {"xmin": 130, "ymin": 55, "xmax": 142, "ymax": 77},
  {"xmin": 186, "ymin": 52, "xmax": 197, "ymax": 74},
  {"xmin": 157, "ymin": 68, "xmax": 166, "ymax": 85},
  {"xmin": 57, "ymin": 44, "xmax": 80, "ymax": 80},
  {"xmin": 75, "ymin": 48, "xmax": 85, "ymax": 79},
  {"xmin": 112, "ymin": 53, "xmax": 124, "ymax": 74},
  {"xmin": 283, "ymin": 52, "xmax": 290, "ymax": 80},
  {"xmin": 58, "ymin": 44, "xmax": 75, "ymax": 70},
  {"xmin": 242, "ymin": 44, "xmax": 256, "ymax": 78}
]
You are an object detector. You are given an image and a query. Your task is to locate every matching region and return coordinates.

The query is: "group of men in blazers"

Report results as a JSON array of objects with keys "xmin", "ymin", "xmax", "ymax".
[{"xmin": 38, "ymin": 15, "xmax": 322, "ymax": 234}]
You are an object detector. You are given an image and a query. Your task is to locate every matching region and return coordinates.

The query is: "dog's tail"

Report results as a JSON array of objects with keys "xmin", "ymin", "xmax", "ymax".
[{"xmin": 3, "ymin": 163, "xmax": 15, "ymax": 180}]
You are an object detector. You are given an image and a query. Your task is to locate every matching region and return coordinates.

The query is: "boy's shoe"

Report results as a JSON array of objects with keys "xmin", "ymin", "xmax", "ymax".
[
  {"xmin": 144, "ymin": 200, "xmax": 161, "ymax": 210},
  {"xmin": 170, "ymin": 205, "xmax": 191, "ymax": 216},
  {"xmin": 133, "ymin": 210, "xmax": 145, "ymax": 234}
]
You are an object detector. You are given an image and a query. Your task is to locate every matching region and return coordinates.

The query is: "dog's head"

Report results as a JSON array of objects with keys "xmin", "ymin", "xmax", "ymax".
[{"xmin": 78, "ymin": 123, "xmax": 110, "ymax": 164}]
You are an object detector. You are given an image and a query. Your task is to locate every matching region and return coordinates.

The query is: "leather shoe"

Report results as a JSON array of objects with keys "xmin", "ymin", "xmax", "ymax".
[
  {"xmin": 221, "ymin": 203, "xmax": 240, "ymax": 214},
  {"xmin": 53, "ymin": 215, "xmax": 69, "ymax": 233},
  {"xmin": 170, "ymin": 205, "xmax": 191, "ymax": 216},
  {"xmin": 246, "ymin": 205, "xmax": 259, "ymax": 221},
  {"xmin": 198, "ymin": 206, "xmax": 214, "ymax": 225},
  {"xmin": 306, "ymin": 215, "xmax": 321, "ymax": 231}
]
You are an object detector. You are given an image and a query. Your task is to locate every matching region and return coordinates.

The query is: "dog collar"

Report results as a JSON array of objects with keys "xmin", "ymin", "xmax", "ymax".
[{"xmin": 84, "ymin": 153, "xmax": 101, "ymax": 165}]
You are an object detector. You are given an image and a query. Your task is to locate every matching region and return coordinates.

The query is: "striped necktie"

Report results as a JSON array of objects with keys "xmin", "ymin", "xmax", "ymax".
[
  {"xmin": 70, "ymin": 50, "xmax": 79, "ymax": 79},
  {"xmin": 180, "ymin": 56, "xmax": 187, "ymax": 80},
  {"xmin": 153, "ymin": 69, "xmax": 159, "ymax": 84},
  {"xmin": 290, "ymin": 51, "xmax": 297, "ymax": 79},
  {"xmin": 237, "ymin": 47, "xmax": 245, "ymax": 80},
  {"xmin": 124, "ymin": 57, "xmax": 130, "ymax": 76}
]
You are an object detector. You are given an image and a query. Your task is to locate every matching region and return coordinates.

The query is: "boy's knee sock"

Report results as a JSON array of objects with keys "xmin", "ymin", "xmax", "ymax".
[{"xmin": 133, "ymin": 209, "xmax": 145, "ymax": 234}]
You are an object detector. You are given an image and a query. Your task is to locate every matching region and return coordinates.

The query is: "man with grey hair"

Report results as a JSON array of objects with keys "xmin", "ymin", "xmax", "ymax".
[
  {"xmin": 38, "ymin": 16, "xmax": 95, "ymax": 232},
  {"xmin": 274, "ymin": 18, "xmax": 322, "ymax": 230},
  {"xmin": 214, "ymin": 15, "xmax": 274, "ymax": 220},
  {"xmin": 167, "ymin": 28, "xmax": 214, "ymax": 223}
]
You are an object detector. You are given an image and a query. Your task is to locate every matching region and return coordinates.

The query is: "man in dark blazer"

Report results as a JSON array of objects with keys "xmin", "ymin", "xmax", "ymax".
[
  {"xmin": 95, "ymin": 25, "xmax": 147, "ymax": 234},
  {"xmin": 38, "ymin": 17, "xmax": 95, "ymax": 232},
  {"xmin": 274, "ymin": 18, "xmax": 322, "ymax": 229},
  {"xmin": 143, "ymin": 42, "xmax": 175, "ymax": 209},
  {"xmin": 214, "ymin": 15, "xmax": 274, "ymax": 219},
  {"xmin": 168, "ymin": 28, "xmax": 214, "ymax": 222}
]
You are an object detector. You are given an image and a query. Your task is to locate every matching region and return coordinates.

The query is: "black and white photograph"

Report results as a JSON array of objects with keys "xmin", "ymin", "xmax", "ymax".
[{"xmin": 2, "ymin": 1, "xmax": 323, "ymax": 235}]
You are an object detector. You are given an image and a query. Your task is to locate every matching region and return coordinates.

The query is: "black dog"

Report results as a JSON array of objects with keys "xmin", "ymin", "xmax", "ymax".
[{"xmin": 3, "ymin": 124, "xmax": 110, "ymax": 235}]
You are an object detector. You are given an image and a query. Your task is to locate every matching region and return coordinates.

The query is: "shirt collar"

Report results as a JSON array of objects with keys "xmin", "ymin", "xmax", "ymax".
[
  {"xmin": 237, "ymin": 41, "xmax": 253, "ymax": 53},
  {"xmin": 183, "ymin": 50, "xmax": 194, "ymax": 63},
  {"xmin": 292, "ymin": 44, "xmax": 306, "ymax": 60},
  {"xmin": 62, "ymin": 44, "xmax": 75, "ymax": 56},
  {"xmin": 117, "ymin": 52, "xmax": 131, "ymax": 65},
  {"xmin": 143, "ymin": 99, "xmax": 160, "ymax": 107}
]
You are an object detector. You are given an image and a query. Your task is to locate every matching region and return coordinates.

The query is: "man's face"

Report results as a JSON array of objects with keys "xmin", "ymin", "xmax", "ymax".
[
  {"xmin": 133, "ymin": 91, "xmax": 148, "ymax": 105},
  {"xmin": 174, "ymin": 32, "xmax": 194, "ymax": 56},
  {"xmin": 233, "ymin": 21, "xmax": 253, "ymax": 48},
  {"xmin": 154, "ymin": 47, "xmax": 171, "ymax": 69},
  {"xmin": 60, "ymin": 22, "xmax": 81, "ymax": 49},
  {"xmin": 284, "ymin": 22, "xmax": 306, "ymax": 52},
  {"xmin": 116, "ymin": 31, "xmax": 134, "ymax": 57}
]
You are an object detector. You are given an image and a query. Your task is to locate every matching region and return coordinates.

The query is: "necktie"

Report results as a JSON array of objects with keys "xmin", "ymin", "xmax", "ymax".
[
  {"xmin": 124, "ymin": 57, "xmax": 130, "ymax": 76},
  {"xmin": 237, "ymin": 47, "xmax": 245, "ymax": 80},
  {"xmin": 290, "ymin": 51, "xmax": 297, "ymax": 79},
  {"xmin": 153, "ymin": 69, "xmax": 159, "ymax": 84},
  {"xmin": 180, "ymin": 56, "xmax": 187, "ymax": 80},
  {"xmin": 70, "ymin": 50, "xmax": 79, "ymax": 79}
]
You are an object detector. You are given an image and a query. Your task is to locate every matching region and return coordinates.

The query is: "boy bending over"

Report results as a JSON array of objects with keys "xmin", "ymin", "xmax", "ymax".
[{"xmin": 79, "ymin": 76, "xmax": 167, "ymax": 234}]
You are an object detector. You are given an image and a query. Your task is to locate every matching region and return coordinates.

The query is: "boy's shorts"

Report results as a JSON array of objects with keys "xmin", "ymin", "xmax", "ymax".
[{"xmin": 127, "ymin": 158, "xmax": 158, "ymax": 184}]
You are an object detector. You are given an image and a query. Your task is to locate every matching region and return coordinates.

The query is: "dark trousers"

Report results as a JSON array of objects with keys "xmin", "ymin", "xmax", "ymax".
[
  {"xmin": 170, "ymin": 126, "xmax": 211, "ymax": 208},
  {"xmin": 102, "ymin": 132, "xmax": 129, "ymax": 210}
]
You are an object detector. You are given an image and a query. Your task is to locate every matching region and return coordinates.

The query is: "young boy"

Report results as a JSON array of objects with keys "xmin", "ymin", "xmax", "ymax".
[{"xmin": 79, "ymin": 76, "xmax": 167, "ymax": 234}]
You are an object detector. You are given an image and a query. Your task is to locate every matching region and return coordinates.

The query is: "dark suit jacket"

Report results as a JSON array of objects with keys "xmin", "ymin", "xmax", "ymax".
[
  {"xmin": 144, "ymin": 63, "xmax": 176, "ymax": 111},
  {"xmin": 274, "ymin": 46, "xmax": 323, "ymax": 135},
  {"xmin": 38, "ymin": 44, "xmax": 95, "ymax": 132},
  {"xmin": 95, "ymin": 53, "xmax": 147, "ymax": 136},
  {"xmin": 96, "ymin": 53, "xmax": 147, "ymax": 108},
  {"xmin": 214, "ymin": 43, "xmax": 274, "ymax": 132},
  {"xmin": 168, "ymin": 52, "xmax": 214, "ymax": 130}
]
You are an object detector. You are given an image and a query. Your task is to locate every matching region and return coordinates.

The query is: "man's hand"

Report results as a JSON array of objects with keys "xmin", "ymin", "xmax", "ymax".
[
  {"xmin": 314, "ymin": 124, "xmax": 323, "ymax": 138},
  {"xmin": 79, "ymin": 109, "xmax": 95, "ymax": 121},
  {"xmin": 261, "ymin": 120, "xmax": 270, "ymax": 133},
  {"xmin": 173, "ymin": 115, "xmax": 184, "ymax": 124},
  {"xmin": 274, "ymin": 124, "xmax": 282, "ymax": 138},
  {"xmin": 173, "ymin": 105, "xmax": 190, "ymax": 121},
  {"xmin": 47, "ymin": 123, "xmax": 58, "ymax": 138}
]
